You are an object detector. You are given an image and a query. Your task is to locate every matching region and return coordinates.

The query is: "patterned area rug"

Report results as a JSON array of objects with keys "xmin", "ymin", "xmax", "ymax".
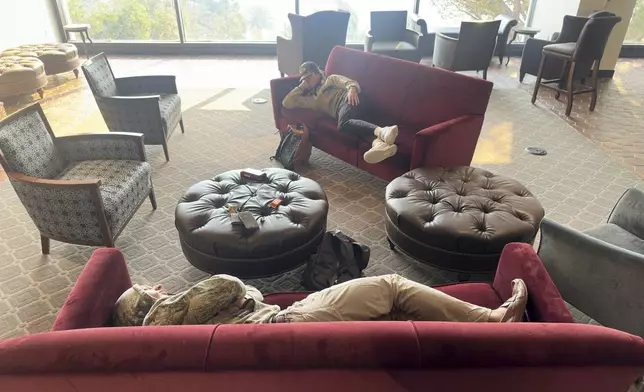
[{"xmin": 0, "ymin": 86, "xmax": 640, "ymax": 339}]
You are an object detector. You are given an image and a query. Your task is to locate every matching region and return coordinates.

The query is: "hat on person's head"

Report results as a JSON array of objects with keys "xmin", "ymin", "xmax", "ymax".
[
  {"xmin": 112, "ymin": 284, "xmax": 157, "ymax": 326},
  {"xmin": 299, "ymin": 61, "xmax": 323, "ymax": 81}
]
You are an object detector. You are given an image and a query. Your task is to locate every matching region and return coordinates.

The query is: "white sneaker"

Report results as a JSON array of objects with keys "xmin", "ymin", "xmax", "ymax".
[
  {"xmin": 375, "ymin": 125, "xmax": 399, "ymax": 145},
  {"xmin": 364, "ymin": 139, "xmax": 397, "ymax": 164}
]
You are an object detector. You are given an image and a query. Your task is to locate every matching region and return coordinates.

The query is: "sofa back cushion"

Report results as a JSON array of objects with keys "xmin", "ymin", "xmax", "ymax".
[{"xmin": 325, "ymin": 46, "xmax": 493, "ymax": 130}]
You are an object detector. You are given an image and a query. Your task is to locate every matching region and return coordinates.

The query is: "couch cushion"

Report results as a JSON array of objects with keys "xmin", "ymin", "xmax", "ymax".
[
  {"xmin": 0, "ymin": 108, "xmax": 66, "ymax": 178},
  {"xmin": 57, "ymin": 160, "xmax": 151, "ymax": 234},
  {"xmin": 585, "ymin": 223, "xmax": 644, "ymax": 255},
  {"xmin": 159, "ymin": 94, "xmax": 181, "ymax": 136},
  {"xmin": 372, "ymin": 41, "xmax": 417, "ymax": 52},
  {"xmin": 281, "ymin": 107, "xmax": 329, "ymax": 129}
]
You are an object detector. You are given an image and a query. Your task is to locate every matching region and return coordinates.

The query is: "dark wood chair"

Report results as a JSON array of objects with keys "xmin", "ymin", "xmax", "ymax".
[{"xmin": 531, "ymin": 15, "xmax": 621, "ymax": 116}]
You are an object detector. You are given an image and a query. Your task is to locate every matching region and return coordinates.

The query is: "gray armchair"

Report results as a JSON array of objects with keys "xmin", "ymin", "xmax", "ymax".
[
  {"xmin": 537, "ymin": 188, "xmax": 644, "ymax": 337},
  {"xmin": 0, "ymin": 103, "xmax": 155, "ymax": 254},
  {"xmin": 277, "ymin": 10, "xmax": 350, "ymax": 77},
  {"xmin": 81, "ymin": 53, "xmax": 184, "ymax": 161},
  {"xmin": 494, "ymin": 14, "xmax": 519, "ymax": 65},
  {"xmin": 432, "ymin": 20, "xmax": 501, "ymax": 80},
  {"xmin": 365, "ymin": 11, "xmax": 423, "ymax": 63}
]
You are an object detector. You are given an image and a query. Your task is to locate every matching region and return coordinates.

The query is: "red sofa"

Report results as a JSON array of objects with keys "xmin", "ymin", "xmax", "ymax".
[
  {"xmin": 1, "ymin": 246, "xmax": 643, "ymax": 391},
  {"xmin": 270, "ymin": 46, "xmax": 494, "ymax": 181}
]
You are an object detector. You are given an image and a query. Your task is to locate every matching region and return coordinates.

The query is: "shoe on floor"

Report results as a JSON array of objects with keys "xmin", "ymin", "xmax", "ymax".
[
  {"xmin": 500, "ymin": 279, "xmax": 528, "ymax": 322},
  {"xmin": 375, "ymin": 125, "xmax": 398, "ymax": 145},
  {"xmin": 364, "ymin": 139, "xmax": 397, "ymax": 164}
]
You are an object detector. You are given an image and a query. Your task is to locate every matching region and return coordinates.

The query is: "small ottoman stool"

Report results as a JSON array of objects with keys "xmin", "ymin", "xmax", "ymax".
[
  {"xmin": 386, "ymin": 166, "xmax": 544, "ymax": 272},
  {"xmin": 0, "ymin": 56, "xmax": 47, "ymax": 100},
  {"xmin": 176, "ymin": 168, "xmax": 329, "ymax": 278},
  {"xmin": 1, "ymin": 44, "xmax": 82, "ymax": 78}
]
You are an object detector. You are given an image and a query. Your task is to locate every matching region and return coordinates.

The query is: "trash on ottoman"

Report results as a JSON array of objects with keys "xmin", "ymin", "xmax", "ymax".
[
  {"xmin": 1, "ymin": 43, "xmax": 82, "ymax": 78},
  {"xmin": 385, "ymin": 166, "xmax": 544, "ymax": 272}
]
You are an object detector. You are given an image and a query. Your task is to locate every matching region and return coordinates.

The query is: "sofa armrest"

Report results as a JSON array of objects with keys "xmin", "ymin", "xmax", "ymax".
[
  {"xmin": 270, "ymin": 75, "xmax": 301, "ymax": 131},
  {"xmin": 403, "ymin": 29, "xmax": 421, "ymax": 48},
  {"xmin": 55, "ymin": 132, "xmax": 147, "ymax": 162},
  {"xmin": 115, "ymin": 76, "xmax": 178, "ymax": 95},
  {"xmin": 538, "ymin": 218, "xmax": 644, "ymax": 336},
  {"xmin": 410, "ymin": 13, "xmax": 428, "ymax": 35},
  {"xmin": 493, "ymin": 243, "xmax": 573, "ymax": 323},
  {"xmin": 432, "ymin": 33, "xmax": 458, "ymax": 70},
  {"xmin": 51, "ymin": 248, "xmax": 132, "ymax": 331},
  {"xmin": 519, "ymin": 37, "xmax": 552, "ymax": 79},
  {"xmin": 410, "ymin": 115, "xmax": 483, "ymax": 170},
  {"xmin": 608, "ymin": 188, "xmax": 644, "ymax": 239}
]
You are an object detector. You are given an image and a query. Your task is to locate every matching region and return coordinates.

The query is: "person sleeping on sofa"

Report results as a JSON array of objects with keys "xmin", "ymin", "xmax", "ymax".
[
  {"xmin": 282, "ymin": 61, "xmax": 399, "ymax": 164},
  {"xmin": 113, "ymin": 273, "xmax": 527, "ymax": 326}
]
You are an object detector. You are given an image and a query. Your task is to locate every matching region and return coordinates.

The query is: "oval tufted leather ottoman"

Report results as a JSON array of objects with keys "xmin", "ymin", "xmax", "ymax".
[
  {"xmin": 0, "ymin": 56, "xmax": 47, "ymax": 100},
  {"xmin": 176, "ymin": 168, "xmax": 329, "ymax": 278},
  {"xmin": 1, "ymin": 44, "xmax": 81, "ymax": 78},
  {"xmin": 386, "ymin": 167, "xmax": 544, "ymax": 272}
]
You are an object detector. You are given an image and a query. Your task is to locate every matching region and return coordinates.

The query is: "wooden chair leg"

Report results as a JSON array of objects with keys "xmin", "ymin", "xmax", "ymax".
[
  {"xmin": 104, "ymin": 237, "xmax": 115, "ymax": 248},
  {"xmin": 280, "ymin": 72, "xmax": 285, "ymax": 77},
  {"xmin": 531, "ymin": 55, "xmax": 547, "ymax": 104},
  {"xmin": 589, "ymin": 60, "xmax": 600, "ymax": 112},
  {"xmin": 179, "ymin": 118, "xmax": 185, "ymax": 134},
  {"xmin": 73, "ymin": 68, "xmax": 79, "ymax": 79},
  {"xmin": 565, "ymin": 61, "xmax": 576, "ymax": 117},
  {"xmin": 37, "ymin": 88, "xmax": 44, "ymax": 99},
  {"xmin": 149, "ymin": 187, "xmax": 157, "ymax": 210},
  {"xmin": 41, "ymin": 235, "xmax": 50, "ymax": 255},
  {"xmin": 482, "ymin": 68, "xmax": 488, "ymax": 80},
  {"xmin": 162, "ymin": 141, "xmax": 170, "ymax": 161}
]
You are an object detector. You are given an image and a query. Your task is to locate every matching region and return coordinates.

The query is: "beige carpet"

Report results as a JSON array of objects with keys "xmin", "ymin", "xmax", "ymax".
[{"xmin": 0, "ymin": 86, "xmax": 641, "ymax": 339}]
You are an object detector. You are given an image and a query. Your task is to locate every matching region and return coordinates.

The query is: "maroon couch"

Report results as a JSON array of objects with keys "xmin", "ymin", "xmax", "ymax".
[
  {"xmin": 270, "ymin": 46, "xmax": 494, "ymax": 181},
  {"xmin": 1, "ymin": 244, "xmax": 643, "ymax": 391}
]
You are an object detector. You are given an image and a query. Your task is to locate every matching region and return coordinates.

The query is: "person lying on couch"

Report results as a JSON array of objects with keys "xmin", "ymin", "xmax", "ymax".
[
  {"xmin": 113, "ymin": 274, "xmax": 527, "ymax": 326},
  {"xmin": 282, "ymin": 61, "xmax": 399, "ymax": 164}
]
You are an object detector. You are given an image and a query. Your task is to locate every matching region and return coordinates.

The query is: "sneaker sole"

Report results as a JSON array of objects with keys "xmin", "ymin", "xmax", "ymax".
[{"xmin": 364, "ymin": 145, "xmax": 397, "ymax": 164}]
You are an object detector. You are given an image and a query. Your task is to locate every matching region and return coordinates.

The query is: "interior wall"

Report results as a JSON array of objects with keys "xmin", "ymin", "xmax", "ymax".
[{"xmin": 0, "ymin": 0, "xmax": 62, "ymax": 50}]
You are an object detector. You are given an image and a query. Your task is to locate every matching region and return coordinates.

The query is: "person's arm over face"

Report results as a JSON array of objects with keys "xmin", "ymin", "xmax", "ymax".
[
  {"xmin": 282, "ymin": 84, "xmax": 316, "ymax": 110},
  {"xmin": 326, "ymin": 75, "xmax": 361, "ymax": 93},
  {"xmin": 143, "ymin": 275, "xmax": 247, "ymax": 325}
]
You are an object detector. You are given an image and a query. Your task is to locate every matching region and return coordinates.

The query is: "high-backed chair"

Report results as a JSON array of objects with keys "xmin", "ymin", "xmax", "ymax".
[
  {"xmin": 81, "ymin": 53, "xmax": 184, "ymax": 161},
  {"xmin": 277, "ymin": 10, "xmax": 350, "ymax": 77},
  {"xmin": 365, "ymin": 11, "xmax": 423, "ymax": 63},
  {"xmin": 538, "ymin": 188, "xmax": 644, "ymax": 337},
  {"xmin": 432, "ymin": 20, "xmax": 501, "ymax": 79},
  {"xmin": 494, "ymin": 14, "xmax": 519, "ymax": 64},
  {"xmin": 0, "ymin": 103, "xmax": 155, "ymax": 254},
  {"xmin": 531, "ymin": 15, "xmax": 621, "ymax": 116}
]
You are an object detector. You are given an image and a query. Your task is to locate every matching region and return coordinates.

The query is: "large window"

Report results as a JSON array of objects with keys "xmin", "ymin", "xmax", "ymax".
[
  {"xmin": 625, "ymin": 0, "xmax": 644, "ymax": 43},
  {"xmin": 66, "ymin": 0, "xmax": 180, "ymax": 41},
  {"xmin": 181, "ymin": 0, "xmax": 295, "ymax": 41},
  {"xmin": 299, "ymin": 1, "xmax": 415, "ymax": 43},
  {"xmin": 418, "ymin": 0, "xmax": 530, "ymax": 27}
]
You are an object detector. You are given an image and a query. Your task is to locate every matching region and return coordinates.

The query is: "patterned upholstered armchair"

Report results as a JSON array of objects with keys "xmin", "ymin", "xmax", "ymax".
[
  {"xmin": 0, "ymin": 103, "xmax": 156, "ymax": 254},
  {"xmin": 81, "ymin": 53, "xmax": 184, "ymax": 161}
]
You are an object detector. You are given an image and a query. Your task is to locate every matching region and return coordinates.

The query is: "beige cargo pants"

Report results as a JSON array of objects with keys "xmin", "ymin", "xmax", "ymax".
[{"xmin": 278, "ymin": 274, "xmax": 491, "ymax": 323}]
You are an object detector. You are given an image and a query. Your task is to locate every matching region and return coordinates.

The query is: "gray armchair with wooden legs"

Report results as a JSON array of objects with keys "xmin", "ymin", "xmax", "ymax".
[
  {"xmin": 0, "ymin": 103, "xmax": 156, "ymax": 254},
  {"xmin": 81, "ymin": 53, "xmax": 184, "ymax": 161}
]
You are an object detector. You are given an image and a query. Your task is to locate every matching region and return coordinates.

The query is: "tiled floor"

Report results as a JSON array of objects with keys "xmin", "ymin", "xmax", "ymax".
[{"xmin": 0, "ymin": 54, "xmax": 643, "ymax": 339}]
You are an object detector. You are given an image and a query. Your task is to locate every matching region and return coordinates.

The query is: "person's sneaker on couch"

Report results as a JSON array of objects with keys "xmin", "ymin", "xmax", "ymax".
[
  {"xmin": 364, "ymin": 139, "xmax": 398, "ymax": 164},
  {"xmin": 375, "ymin": 125, "xmax": 398, "ymax": 145}
]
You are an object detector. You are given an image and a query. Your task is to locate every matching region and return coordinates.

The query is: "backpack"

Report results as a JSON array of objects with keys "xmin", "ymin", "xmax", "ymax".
[
  {"xmin": 302, "ymin": 231, "xmax": 370, "ymax": 291},
  {"xmin": 271, "ymin": 124, "xmax": 312, "ymax": 170}
]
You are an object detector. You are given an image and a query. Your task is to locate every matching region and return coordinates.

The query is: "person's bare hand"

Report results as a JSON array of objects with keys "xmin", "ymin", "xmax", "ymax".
[
  {"xmin": 347, "ymin": 87, "xmax": 360, "ymax": 106},
  {"xmin": 298, "ymin": 79, "xmax": 309, "ymax": 91}
]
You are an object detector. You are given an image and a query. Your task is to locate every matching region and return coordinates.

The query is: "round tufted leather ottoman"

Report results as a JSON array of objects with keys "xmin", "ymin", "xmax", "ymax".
[
  {"xmin": 386, "ymin": 167, "xmax": 544, "ymax": 272},
  {"xmin": 176, "ymin": 168, "xmax": 329, "ymax": 278},
  {"xmin": 0, "ymin": 56, "xmax": 47, "ymax": 100},
  {"xmin": 1, "ymin": 44, "xmax": 81, "ymax": 78}
]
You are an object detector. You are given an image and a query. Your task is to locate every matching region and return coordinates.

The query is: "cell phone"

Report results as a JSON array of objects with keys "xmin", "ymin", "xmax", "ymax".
[
  {"xmin": 238, "ymin": 211, "xmax": 259, "ymax": 231},
  {"xmin": 240, "ymin": 168, "xmax": 267, "ymax": 182},
  {"xmin": 230, "ymin": 213, "xmax": 242, "ymax": 225}
]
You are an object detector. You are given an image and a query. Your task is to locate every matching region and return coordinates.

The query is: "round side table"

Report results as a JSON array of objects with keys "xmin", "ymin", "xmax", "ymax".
[
  {"xmin": 63, "ymin": 24, "xmax": 94, "ymax": 59},
  {"xmin": 506, "ymin": 27, "xmax": 541, "ymax": 65}
]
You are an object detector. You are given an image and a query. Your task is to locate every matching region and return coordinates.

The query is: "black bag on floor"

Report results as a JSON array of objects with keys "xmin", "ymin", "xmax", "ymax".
[{"xmin": 302, "ymin": 230, "xmax": 370, "ymax": 291}]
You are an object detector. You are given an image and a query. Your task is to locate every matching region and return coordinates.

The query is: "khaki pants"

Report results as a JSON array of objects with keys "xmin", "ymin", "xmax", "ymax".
[{"xmin": 278, "ymin": 274, "xmax": 491, "ymax": 323}]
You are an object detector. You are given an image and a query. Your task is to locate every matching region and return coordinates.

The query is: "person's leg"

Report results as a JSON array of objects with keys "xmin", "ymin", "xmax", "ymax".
[{"xmin": 278, "ymin": 274, "xmax": 492, "ymax": 323}]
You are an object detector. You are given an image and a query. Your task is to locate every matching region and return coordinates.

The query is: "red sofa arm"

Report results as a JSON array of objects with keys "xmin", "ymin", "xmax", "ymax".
[
  {"xmin": 270, "ymin": 75, "xmax": 300, "ymax": 131},
  {"xmin": 410, "ymin": 114, "xmax": 484, "ymax": 169},
  {"xmin": 51, "ymin": 248, "xmax": 132, "ymax": 331},
  {"xmin": 493, "ymin": 243, "xmax": 573, "ymax": 323}
]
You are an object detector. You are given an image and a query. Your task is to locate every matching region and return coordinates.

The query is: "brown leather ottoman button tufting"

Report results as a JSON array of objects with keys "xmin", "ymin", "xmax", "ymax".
[
  {"xmin": 385, "ymin": 166, "xmax": 544, "ymax": 272},
  {"xmin": 176, "ymin": 168, "xmax": 329, "ymax": 278}
]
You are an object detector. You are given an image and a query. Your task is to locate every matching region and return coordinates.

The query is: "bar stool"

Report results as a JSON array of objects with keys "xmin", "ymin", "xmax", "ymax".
[
  {"xmin": 531, "ymin": 16, "xmax": 621, "ymax": 117},
  {"xmin": 63, "ymin": 24, "xmax": 94, "ymax": 59}
]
